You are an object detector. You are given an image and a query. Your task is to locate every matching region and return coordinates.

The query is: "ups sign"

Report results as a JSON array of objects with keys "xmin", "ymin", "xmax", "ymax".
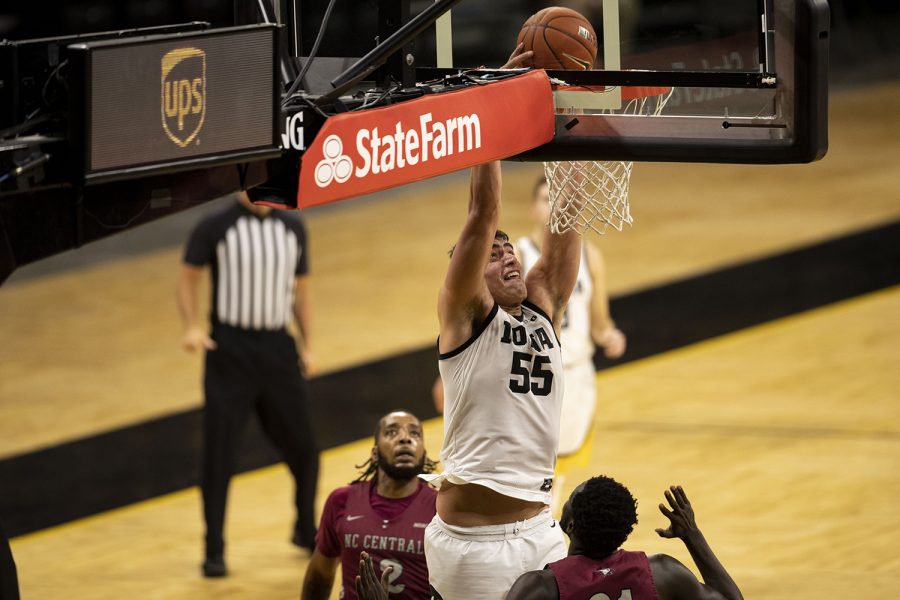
[
  {"xmin": 161, "ymin": 47, "xmax": 206, "ymax": 147},
  {"xmin": 83, "ymin": 25, "xmax": 275, "ymax": 175}
]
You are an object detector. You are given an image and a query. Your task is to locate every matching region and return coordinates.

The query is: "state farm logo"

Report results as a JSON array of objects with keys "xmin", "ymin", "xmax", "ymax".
[
  {"xmin": 312, "ymin": 112, "xmax": 482, "ymax": 188},
  {"xmin": 314, "ymin": 135, "xmax": 353, "ymax": 187},
  {"xmin": 161, "ymin": 47, "xmax": 206, "ymax": 147}
]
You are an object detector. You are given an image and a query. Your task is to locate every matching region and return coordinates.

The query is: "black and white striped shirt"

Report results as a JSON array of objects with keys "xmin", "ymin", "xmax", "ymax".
[{"xmin": 184, "ymin": 202, "xmax": 308, "ymax": 330}]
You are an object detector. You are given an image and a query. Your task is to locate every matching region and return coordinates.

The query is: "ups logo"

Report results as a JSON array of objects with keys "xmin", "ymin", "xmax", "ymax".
[{"xmin": 161, "ymin": 47, "xmax": 206, "ymax": 147}]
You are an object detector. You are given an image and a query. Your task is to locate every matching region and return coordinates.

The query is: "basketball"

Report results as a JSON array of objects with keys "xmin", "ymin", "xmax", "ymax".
[{"xmin": 517, "ymin": 7, "xmax": 598, "ymax": 70}]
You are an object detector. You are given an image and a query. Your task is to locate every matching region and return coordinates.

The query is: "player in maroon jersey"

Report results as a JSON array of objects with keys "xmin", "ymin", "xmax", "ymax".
[
  {"xmin": 356, "ymin": 476, "xmax": 744, "ymax": 600},
  {"xmin": 301, "ymin": 411, "xmax": 438, "ymax": 600},
  {"xmin": 507, "ymin": 476, "xmax": 744, "ymax": 600}
]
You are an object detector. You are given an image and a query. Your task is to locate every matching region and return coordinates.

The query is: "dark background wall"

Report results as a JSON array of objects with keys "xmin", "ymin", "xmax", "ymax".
[{"xmin": 3, "ymin": 0, "xmax": 900, "ymax": 84}]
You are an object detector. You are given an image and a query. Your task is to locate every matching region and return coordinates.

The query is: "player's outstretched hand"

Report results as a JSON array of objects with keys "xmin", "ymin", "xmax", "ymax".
[
  {"xmin": 356, "ymin": 552, "xmax": 390, "ymax": 600},
  {"xmin": 501, "ymin": 42, "xmax": 534, "ymax": 69},
  {"xmin": 655, "ymin": 485, "xmax": 700, "ymax": 540}
]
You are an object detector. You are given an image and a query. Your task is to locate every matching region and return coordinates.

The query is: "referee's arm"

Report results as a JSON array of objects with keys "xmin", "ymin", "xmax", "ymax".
[
  {"xmin": 293, "ymin": 274, "xmax": 315, "ymax": 375},
  {"xmin": 177, "ymin": 263, "xmax": 216, "ymax": 352}
]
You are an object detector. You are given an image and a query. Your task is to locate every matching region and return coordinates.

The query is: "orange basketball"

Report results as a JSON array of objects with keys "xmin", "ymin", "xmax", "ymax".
[{"xmin": 517, "ymin": 6, "xmax": 598, "ymax": 70}]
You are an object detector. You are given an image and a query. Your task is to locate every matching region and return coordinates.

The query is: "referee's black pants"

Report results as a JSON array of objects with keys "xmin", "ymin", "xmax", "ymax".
[
  {"xmin": 202, "ymin": 324, "xmax": 319, "ymax": 559},
  {"xmin": 0, "ymin": 518, "xmax": 19, "ymax": 600}
]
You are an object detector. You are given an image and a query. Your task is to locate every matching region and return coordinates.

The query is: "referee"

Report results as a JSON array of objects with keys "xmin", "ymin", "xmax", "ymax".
[{"xmin": 177, "ymin": 191, "xmax": 319, "ymax": 578}]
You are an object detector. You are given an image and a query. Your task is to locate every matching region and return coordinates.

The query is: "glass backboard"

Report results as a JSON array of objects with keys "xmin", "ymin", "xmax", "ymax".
[{"xmin": 417, "ymin": 0, "xmax": 829, "ymax": 163}]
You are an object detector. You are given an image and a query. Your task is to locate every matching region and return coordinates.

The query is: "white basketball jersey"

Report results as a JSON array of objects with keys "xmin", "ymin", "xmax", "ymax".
[
  {"xmin": 432, "ymin": 302, "xmax": 564, "ymax": 504},
  {"xmin": 517, "ymin": 237, "xmax": 594, "ymax": 366}
]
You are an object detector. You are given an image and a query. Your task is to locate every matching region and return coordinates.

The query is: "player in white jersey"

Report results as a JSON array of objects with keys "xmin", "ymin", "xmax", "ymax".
[
  {"xmin": 423, "ymin": 148, "xmax": 584, "ymax": 598},
  {"xmin": 517, "ymin": 177, "xmax": 626, "ymax": 456}
]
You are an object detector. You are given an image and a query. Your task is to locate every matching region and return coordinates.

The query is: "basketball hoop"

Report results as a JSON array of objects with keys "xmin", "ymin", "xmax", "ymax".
[{"xmin": 545, "ymin": 85, "xmax": 672, "ymax": 236}]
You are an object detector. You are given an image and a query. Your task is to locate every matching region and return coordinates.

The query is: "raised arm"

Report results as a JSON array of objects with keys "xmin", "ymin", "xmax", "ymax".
[
  {"xmin": 436, "ymin": 45, "xmax": 534, "ymax": 352},
  {"xmin": 437, "ymin": 162, "xmax": 501, "ymax": 352},
  {"xmin": 650, "ymin": 486, "xmax": 743, "ymax": 600},
  {"xmin": 524, "ymin": 222, "xmax": 581, "ymax": 333}
]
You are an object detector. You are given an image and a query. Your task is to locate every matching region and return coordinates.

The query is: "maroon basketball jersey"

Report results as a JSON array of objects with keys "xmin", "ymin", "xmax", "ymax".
[
  {"xmin": 336, "ymin": 481, "xmax": 436, "ymax": 600},
  {"xmin": 547, "ymin": 550, "xmax": 659, "ymax": 600}
]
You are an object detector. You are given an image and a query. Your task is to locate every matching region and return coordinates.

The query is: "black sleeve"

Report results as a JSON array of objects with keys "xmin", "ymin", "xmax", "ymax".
[
  {"xmin": 183, "ymin": 217, "xmax": 216, "ymax": 267},
  {"xmin": 284, "ymin": 213, "xmax": 309, "ymax": 276}
]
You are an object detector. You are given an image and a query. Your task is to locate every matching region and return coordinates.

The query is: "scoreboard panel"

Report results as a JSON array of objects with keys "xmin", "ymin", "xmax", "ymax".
[{"xmin": 68, "ymin": 24, "xmax": 281, "ymax": 183}]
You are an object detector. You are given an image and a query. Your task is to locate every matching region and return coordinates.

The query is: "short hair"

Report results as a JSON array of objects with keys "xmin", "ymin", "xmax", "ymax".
[
  {"xmin": 448, "ymin": 230, "xmax": 509, "ymax": 258},
  {"xmin": 532, "ymin": 176, "xmax": 548, "ymax": 200},
  {"xmin": 569, "ymin": 475, "xmax": 638, "ymax": 558},
  {"xmin": 372, "ymin": 410, "xmax": 414, "ymax": 442}
]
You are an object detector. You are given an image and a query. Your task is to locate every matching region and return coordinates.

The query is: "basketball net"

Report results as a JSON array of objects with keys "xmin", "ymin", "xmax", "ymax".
[{"xmin": 545, "ymin": 87, "xmax": 673, "ymax": 236}]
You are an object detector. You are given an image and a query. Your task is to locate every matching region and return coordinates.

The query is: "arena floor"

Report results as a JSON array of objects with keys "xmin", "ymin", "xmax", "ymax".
[{"xmin": 2, "ymin": 80, "xmax": 899, "ymax": 598}]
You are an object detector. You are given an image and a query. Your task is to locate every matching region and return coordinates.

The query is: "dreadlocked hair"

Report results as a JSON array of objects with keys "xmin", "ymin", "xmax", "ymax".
[
  {"xmin": 570, "ymin": 475, "xmax": 638, "ymax": 559},
  {"xmin": 350, "ymin": 454, "xmax": 437, "ymax": 484}
]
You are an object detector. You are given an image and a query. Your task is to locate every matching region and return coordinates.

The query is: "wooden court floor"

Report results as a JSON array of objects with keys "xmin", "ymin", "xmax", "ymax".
[
  {"xmin": 1, "ymin": 82, "xmax": 899, "ymax": 459},
  {"xmin": 2, "ymin": 80, "xmax": 900, "ymax": 597},
  {"xmin": 9, "ymin": 285, "xmax": 900, "ymax": 599}
]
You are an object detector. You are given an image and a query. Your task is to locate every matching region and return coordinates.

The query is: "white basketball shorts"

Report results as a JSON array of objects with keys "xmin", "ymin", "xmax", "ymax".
[{"xmin": 424, "ymin": 508, "xmax": 567, "ymax": 600}]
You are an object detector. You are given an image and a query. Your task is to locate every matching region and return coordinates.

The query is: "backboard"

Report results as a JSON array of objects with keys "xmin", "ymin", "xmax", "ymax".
[
  {"xmin": 414, "ymin": 0, "xmax": 829, "ymax": 164},
  {"xmin": 0, "ymin": 0, "xmax": 830, "ymax": 280},
  {"xmin": 258, "ymin": 0, "xmax": 828, "ymax": 209}
]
